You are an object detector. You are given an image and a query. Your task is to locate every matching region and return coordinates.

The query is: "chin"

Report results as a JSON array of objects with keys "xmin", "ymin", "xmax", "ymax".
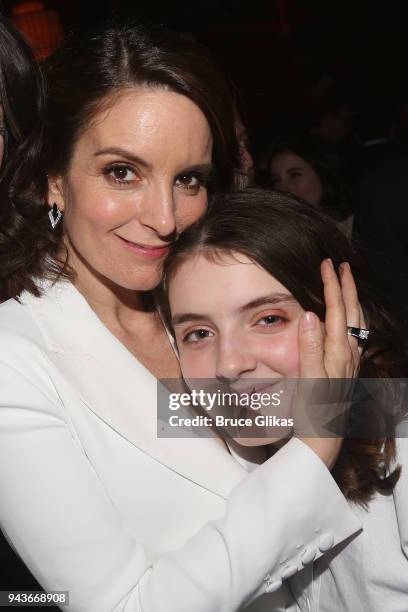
[
  {"xmin": 114, "ymin": 266, "xmax": 164, "ymax": 292},
  {"xmin": 233, "ymin": 436, "xmax": 283, "ymax": 447}
]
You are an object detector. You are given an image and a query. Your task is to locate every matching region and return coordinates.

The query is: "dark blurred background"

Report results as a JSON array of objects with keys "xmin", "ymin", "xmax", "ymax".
[
  {"xmin": 3, "ymin": 0, "xmax": 408, "ymax": 142},
  {"xmin": 2, "ymin": 2, "xmax": 408, "ymax": 602}
]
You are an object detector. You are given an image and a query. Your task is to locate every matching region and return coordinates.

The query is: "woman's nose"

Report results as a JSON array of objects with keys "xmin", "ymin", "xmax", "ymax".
[
  {"xmin": 138, "ymin": 182, "xmax": 177, "ymax": 238},
  {"xmin": 215, "ymin": 340, "xmax": 257, "ymax": 382}
]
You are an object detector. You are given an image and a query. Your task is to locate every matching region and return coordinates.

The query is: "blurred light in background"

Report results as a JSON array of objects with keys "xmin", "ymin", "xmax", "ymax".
[{"xmin": 11, "ymin": 1, "xmax": 64, "ymax": 60}]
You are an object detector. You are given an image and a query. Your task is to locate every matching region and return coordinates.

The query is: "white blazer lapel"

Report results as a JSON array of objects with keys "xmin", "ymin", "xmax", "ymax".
[
  {"xmin": 27, "ymin": 280, "xmax": 248, "ymax": 499},
  {"xmin": 393, "ymin": 437, "xmax": 408, "ymax": 559}
]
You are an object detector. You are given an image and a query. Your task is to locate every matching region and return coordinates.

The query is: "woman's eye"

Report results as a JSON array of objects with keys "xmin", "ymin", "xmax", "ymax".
[
  {"xmin": 183, "ymin": 328, "xmax": 213, "ymax": 343},
  {"xmin": 175, "ymin": 173, "xmax": 203, "ymax": 195},
  {"xmin": 104, "ymin": 164, "xmax": 138, "ymax": 184}
]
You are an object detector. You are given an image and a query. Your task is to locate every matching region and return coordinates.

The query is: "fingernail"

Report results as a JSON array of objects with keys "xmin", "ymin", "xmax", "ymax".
[
  {"xmin": 301, "ymin": 312, "xmax": 317, "ymax": 330},
  {"xmin": 326, "ymin": 258, "xmax": 334, "ymax": 269}
]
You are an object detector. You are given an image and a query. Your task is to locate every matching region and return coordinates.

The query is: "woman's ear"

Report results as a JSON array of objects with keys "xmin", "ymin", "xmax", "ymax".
[{"xmin": 47, "ymin": 175, "xmax": 66, "ymax": 212}]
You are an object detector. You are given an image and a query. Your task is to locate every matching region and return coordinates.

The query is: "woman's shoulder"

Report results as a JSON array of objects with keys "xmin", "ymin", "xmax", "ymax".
[
  {"xmin": 0, "ymin": 292, "xmax": 43, "ymax": 347},
  {"xmin": 0, "ymin": 279, "xmax": 98, "ymax": 358}
]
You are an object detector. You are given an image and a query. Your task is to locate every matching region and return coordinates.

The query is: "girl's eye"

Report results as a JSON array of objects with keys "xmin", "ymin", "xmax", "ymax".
[
  {"xmin": 175, "ymin": 172, "xmax": 205, "ymax": 195},
  {"xmin": 256, "ymin": 314, "xmax": 284, "ymax": 327},
  {"xmin": 104, "ymin": 164, "xmax": 138, "ymax": 185},
  {"xmin": 183, "ymin": 328, "xmax": 214, "ymax": 343},
  {"xmin": 289, "ymin": 170, "xmax": 302, "ymax": 180}
]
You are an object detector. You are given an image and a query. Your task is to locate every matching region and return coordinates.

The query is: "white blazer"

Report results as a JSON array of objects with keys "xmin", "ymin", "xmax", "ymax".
[
  {"xmin": 289, "ymin": 436, "xmax": 408, "ymax": 611},
  {"xmin": 0, "ymin": 279, "xmax": 361, "ymax": 612}
]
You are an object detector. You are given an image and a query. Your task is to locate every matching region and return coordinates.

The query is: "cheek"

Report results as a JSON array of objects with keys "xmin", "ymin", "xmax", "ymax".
[
  {"xmin": 176, "ymin": 191, "xmax": 208, "ymax": 231},
  {"xmin": 65, "ymin": 183, "xmax": 133, "ymax": 228},
  {"xmin": 305, "ymin": 175, "xmax": 323, "ymax": 205},
  {"xmin": 179, "ymin": 346, "xmax": 215, "ymax": 379},
  {"xmin": 258, "ymin": 331, "xmax": 300, "ymax": 377}
]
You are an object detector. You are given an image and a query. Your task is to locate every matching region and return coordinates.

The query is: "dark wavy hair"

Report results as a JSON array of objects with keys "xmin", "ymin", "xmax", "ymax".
[
  {"xmin": 0, "ymin": 14, "xmax": 45, "ymax": 172},
  {"xmin": 161, "ymin": 188, "xmax": 407, "ymax": 505},
  {"xmin": 0, "ymin": 14, "xmax": 46, "ymax": 297},
  {"xmin": 266, "ymin": 133, "xmax": 352, "ymax": 222},
  {"xmin": 0, "ymin": 22, "xmax": 239, "ymax": 301}
]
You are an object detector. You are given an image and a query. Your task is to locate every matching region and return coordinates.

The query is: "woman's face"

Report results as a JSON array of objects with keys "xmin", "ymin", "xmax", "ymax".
[
  {"xmin": 169, "ymin": 252, "xmax": 306, "ymax": 383},
  {"xmin": 270, "ymin": 151, "xmax": 323, "ymax": 206},
  {"xmin": 49, "ymin": 87, "xmax": 213, "ymax": 291},
  {"xmin": 0, "ymin": 105, "xmax": 5, "ymax": 167}
]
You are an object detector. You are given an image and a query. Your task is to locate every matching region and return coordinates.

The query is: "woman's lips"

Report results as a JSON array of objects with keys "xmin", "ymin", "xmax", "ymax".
[{"xmin": 116, "ymin": 235, "xmax": 170, "ymax": 259}]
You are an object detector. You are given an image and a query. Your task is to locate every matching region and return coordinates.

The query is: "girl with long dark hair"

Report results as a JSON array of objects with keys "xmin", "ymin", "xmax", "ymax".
[{"xmin": 162, "ymin": 188, "xmax": 408, "ymax": 611}]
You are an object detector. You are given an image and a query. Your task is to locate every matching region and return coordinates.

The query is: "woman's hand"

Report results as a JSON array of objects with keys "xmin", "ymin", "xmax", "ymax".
[
  {"xmin": 299, "ymin": 259, "xmax": 364, "ymax": 379},
  {"xmin": 295, "ymin": 259, "xmax": 365, "ymax": 468}
]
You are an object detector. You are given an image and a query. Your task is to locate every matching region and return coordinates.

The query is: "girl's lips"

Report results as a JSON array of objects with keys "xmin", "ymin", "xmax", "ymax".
[
  {"xmin": 116, "ymin": 235, "xmax": 170, "ymax": 259},
  {"xmin": 231, "ymin": 380, "xmax": 283, "ymax": 396}
]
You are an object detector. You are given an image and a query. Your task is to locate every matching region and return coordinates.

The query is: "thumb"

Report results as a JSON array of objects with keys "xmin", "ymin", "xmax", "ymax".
[{"xmin": 298, "ymin": 312, "xmax": 325, "ymax": 379}]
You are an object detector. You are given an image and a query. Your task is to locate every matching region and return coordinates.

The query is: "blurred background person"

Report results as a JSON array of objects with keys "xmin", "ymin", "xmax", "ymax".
[
  {"xmin": 352, "ymin": 103, "xmax": 408, "ymax": 318},
  {"xmin": 266, "ymin": 133, "xmax": 354, "ymax": 235}
]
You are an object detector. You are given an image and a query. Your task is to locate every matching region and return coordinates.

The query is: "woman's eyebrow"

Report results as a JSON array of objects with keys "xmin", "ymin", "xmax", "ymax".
[
  {"xmin": 178, "ymin": 163, "xmax": 214, "ymax": 176},
  {"xmin": 238, "ymin": 294, "xmax": 296, "ymax": 313},
  {"xmin": 94, "ymin": 149, "xmax": 213, "ymax": 176},
  {"xmin": 94, "ymin": 147, "xmax": 151, "ymax": 169}
]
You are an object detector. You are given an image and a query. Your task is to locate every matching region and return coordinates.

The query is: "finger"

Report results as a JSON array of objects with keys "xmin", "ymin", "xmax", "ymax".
[
  {"xmin": 339, "ymin": 262, "xmax": 361, "ymax": 362},
  {"xmin": 359, "ymin": 303, "xmax": 367, "ymax": 329},
  {"xmin": 339, "ymin": 262, "xmax": 360, "ymax": 326},
  {"xmin": 321, "ymin": 259, "xmax": 349, "ymax": 353},
  {"xmin": 298, "ymin": 311, "xmax": 325, "ymax": 378}
]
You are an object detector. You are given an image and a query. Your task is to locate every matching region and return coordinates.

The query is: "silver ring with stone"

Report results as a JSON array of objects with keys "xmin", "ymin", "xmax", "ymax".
[{"xmin": 347, "ymin": 326, "xmax": 370, "ymax": 345}]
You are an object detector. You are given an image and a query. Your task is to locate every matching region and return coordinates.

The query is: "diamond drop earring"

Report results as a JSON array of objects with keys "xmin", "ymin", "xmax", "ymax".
[{"xmin": 48, "ymin": 203, "xmax": 62, "ymax": 229}]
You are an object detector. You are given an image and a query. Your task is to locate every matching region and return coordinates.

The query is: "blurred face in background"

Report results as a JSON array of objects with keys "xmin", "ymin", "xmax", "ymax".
[{"xmin": 270, "ymin": 151, "xmax": 322, "ymax": 206}]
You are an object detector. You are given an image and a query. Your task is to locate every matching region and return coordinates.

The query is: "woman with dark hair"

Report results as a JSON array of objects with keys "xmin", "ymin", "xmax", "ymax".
[
  {"xmin": 0, "ymin": 13, "xmax": 44, "ymax": 173},
  {"xmin": 163, "ymin": 188, "xmax": 408, "ymax": 611},
  {"xmin": 267, "ymin": 133, "xmax": 353, "ymax": 233},
  {"xmin": 0, "ymin": 24, "xmax": 361, "ymax": 611}
]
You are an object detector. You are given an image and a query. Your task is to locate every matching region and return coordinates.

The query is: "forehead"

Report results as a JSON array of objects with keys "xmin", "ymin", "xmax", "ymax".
[
  {"xmin": 271, "ymin": 151, "xmax": 308, "ymax": 170},
  {"xmin": 169, "ymin": 252, "xmax": 290, "ymax": 308},
  {"xmin": 72, "ymin": 87, "xmax": 213, "ymax": 168}
]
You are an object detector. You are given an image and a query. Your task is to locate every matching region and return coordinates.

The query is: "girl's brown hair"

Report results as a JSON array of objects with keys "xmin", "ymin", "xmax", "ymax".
[{"xmin": 162, "ymin": 188, "xmax": 407, "ymax": 505}]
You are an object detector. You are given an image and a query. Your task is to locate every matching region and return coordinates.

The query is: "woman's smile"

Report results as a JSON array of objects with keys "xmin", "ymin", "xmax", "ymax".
[{"xmin": 114, "ymin": 234, "xmax": 171, "ymax": 259}]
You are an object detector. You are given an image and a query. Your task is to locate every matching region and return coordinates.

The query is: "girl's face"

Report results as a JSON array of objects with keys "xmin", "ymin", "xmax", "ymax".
[{"xmin": 169, "ymin": 251, "xmax": 306, "ymax": 384}]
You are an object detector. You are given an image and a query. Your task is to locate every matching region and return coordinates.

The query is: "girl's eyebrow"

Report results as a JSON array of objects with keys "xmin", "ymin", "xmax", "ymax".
[
  {"xmin": 172, "ymin": 312, "xmax": 210, "ymax": 326},
  {"xmin": 172, "ymin": 294, "xmax": 296, "ymax": 326},
  {"xmin": 238, "ymin": 293, "xmax": 296, "ymax": 313}
]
